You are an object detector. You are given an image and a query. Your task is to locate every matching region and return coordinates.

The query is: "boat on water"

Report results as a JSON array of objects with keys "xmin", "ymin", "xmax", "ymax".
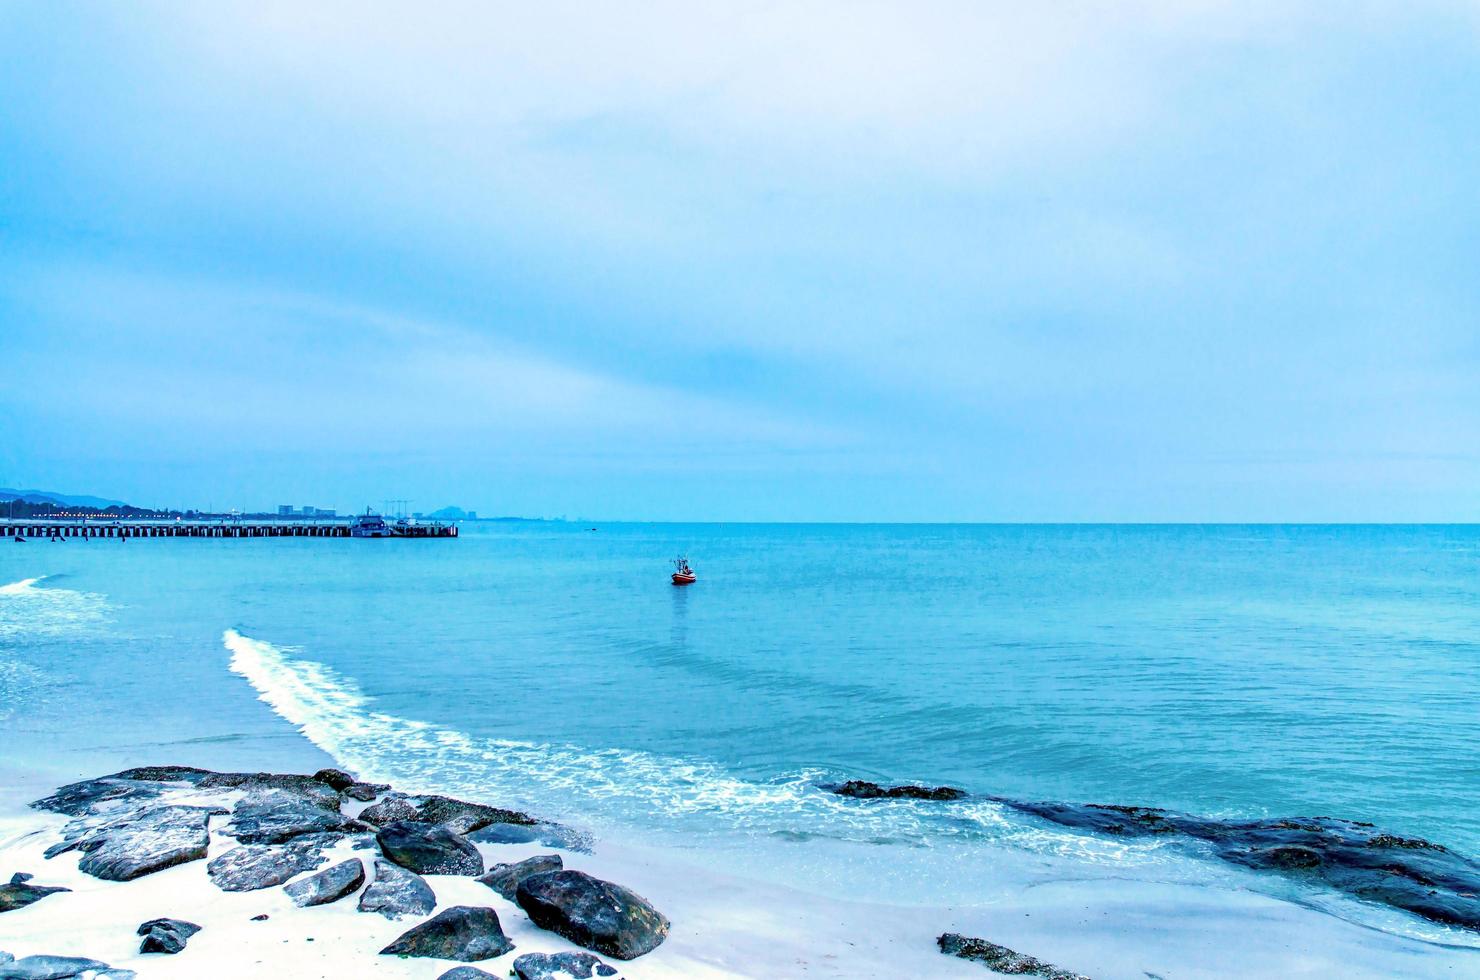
[
  {"xmin": 672, "ymin": 556, "xmax": 696, "ymax": 585},
  {"xmin": 350, "ymin": 510, "xmax": 392, "ymax": 538}
]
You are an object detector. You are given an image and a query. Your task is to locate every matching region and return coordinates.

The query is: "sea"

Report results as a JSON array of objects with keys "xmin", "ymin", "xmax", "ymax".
[{"xmin": 3, "ymin": 522, "xmax": 1478, "ymax": 948}]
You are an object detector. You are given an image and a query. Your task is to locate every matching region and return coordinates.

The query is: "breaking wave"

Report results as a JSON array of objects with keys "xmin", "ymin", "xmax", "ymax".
[
  {"xmin": 222, "ymin": 628, "xmax": 1148, "ymax": 862},
  {"xmin": 0, "ymin": 575, "xmax": 110, "ymax": 640}
]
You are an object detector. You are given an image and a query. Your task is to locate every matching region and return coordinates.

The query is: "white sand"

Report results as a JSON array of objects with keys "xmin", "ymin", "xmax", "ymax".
[{"xmin": 3, "ymin": 799, "xmax": 1478, "ymax": 980}]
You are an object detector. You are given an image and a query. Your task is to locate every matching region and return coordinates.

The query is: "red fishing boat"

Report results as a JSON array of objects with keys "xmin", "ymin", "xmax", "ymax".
[{"xmin": 671, "ymin": 556, "xmax": 696, "ymax": 585}]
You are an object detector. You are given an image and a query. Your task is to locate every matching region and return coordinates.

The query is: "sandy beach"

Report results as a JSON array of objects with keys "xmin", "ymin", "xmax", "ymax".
[{"xmin": 3, "ymin": 763, "xmax": 1476, "ymax": 980}]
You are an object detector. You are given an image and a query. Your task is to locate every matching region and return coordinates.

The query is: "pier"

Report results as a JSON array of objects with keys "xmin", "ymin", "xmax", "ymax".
[{"xmin": 1, "ymin": 518, "xmax": 457, "ymax": 539}]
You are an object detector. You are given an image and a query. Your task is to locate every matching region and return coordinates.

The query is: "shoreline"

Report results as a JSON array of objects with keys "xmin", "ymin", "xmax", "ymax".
[{"xmin": 3, "ymin": 763, "xmax": 1478, "ymax": 979}]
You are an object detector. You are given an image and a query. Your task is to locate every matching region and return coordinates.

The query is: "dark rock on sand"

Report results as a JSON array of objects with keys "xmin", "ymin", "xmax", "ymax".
[
  {"xmin": 830, "ymin": 780, "xmax": 967, "ymax": 801},
  {"xmin": 30, "ymin": 767, "xmax": 212, "ymax": 818},
  {"xmin": 313, "ymin": 768, "xmax": 356, "ymax": 791},
  {"xmin": 479, "ymin": 854, "xmax": 564, "ymax": 900},
  {"xmin": 516, "ymin": 870, "xmax": 668, "ymax": 960},
  {"xmin": 468, "ymin": 821, "xmax": 594, "ymax": 854},
  {"xmin": 251, "ymin": 914, "xmax": 269, "ymax": 921},
  {"xmin": 512, "ymin": 951, "xmax": 621, "ymax": 979},
  {"xmin": 137, "ymin": 918, "xmax": 202, "ymax": 955},
  {"xmin": 198, "ymin": 771, "xmax": 343, "ymax": 808},
  {"xmin": 0, "ymin": 954, "xmax": 135, "ymax": 979},
  {"xmin": 285, "ymin": 858, "xmax": 366, "ymax": 907},
  {"xmin": 345, "ymin": 781, "xmax": 387, "ymax": 802},
  {"xmin": 939, "ymin": 933, "xmax": 1090, "ymax": 979},
  {"xmin": 1006, "ymin": 801, "xmax": 1480, "ymax": 930},
  {"xmin": 415, "ymin": 795, "xmax": 535, "ymax": 834},
  {"xmin": 52, "ymin": 804, "xmax": 221, "ymax": 881},
  {"xmin": 380, "ymin": 905, "xmax": 513, "ymax": 961},
  {"xmin": 207, "ymin": 834, "xmax": 338, "ymax": 891},
  {"xmin": 358, "ymin": 858, "xmax": 436, "ymax": 919},
  {"xmin": 359, "ymin": 794, "xmax": 420, "ymax": 826},
  {"xmin": 437, "ymin": 969, "xmax": 498, "ymax": 980},
  {"xmin": 0, "ymin": 876, "xmax": 69, "ymax": 913},
  {"xmin": 224, "ymin": 788, "xmax": 364, "ymax": 845},
  {"xmin": 377, "ymin": 821, "xmax": 483, "ymax": 876}
]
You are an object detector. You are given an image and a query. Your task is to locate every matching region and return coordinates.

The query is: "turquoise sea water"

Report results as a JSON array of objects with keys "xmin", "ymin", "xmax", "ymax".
[{"xmin": 3, "ymin": 523, "xmax": 1478, "ymax": 941}]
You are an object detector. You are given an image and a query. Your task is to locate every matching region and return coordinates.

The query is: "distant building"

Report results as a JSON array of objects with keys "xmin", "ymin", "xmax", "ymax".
[
  {"xmin": 466, "ymin": 510, "xmax": 477, "ymax": 520},
  {"xmin": 277, "ymin": 505, "xmax": 293, "ymax": 516},
  {"xmin": 315, "ymin": 508, "xmax": 336, "ymax": 517}
]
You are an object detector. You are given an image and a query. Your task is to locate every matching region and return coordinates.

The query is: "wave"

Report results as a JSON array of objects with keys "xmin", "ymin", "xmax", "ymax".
[
  {"xmin": 221, "ymin": 628, "xmax": 1150, "ymax": 861},
  {"xmin": 0, "ymin": 575, "xmax": 110, "ymax": 640}
]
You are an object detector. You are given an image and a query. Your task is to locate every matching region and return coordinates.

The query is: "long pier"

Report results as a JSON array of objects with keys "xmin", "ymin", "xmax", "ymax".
[{"xmin": 1, "ymin": 518, "xmax": 457, "ymax": 539}]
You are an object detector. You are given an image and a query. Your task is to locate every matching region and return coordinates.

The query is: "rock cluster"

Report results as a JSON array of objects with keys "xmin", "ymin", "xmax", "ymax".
[
  {"xmin": 0, "ymin": 953, "xmax": 135, "ymax": 979},
  {"xmin": 20, "ymin": 763, "xmax": 672, "ymax": 973},
  {"xmin": 829, "ymin": 780, "xmax": 968, "ymax": 801},
  {"xmin": 1002, "ymin": 800, "xmax": 1480, "ymax": 930}
]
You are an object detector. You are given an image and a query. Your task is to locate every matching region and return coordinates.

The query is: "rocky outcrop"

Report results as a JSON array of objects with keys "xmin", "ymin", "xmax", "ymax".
[
  {"xmin": 414, "ymin": 795, "xmax": 535, "ymax": 834},
  {"xmin": 377, "ymin": 821, "xmax": 483, "ymax": 876},
  {"xmin": 284, "ymin": 858, "xmax": 365, "ymax": 907},
  {"xmin": 379, "ymin": 905, "xmax": 513, "ymax": 961},
  {"xmin": 137, "ymin": 917, "xmax": 201, "ymax": 955},
  {"xmin": 1005, "ymin": 801, "xmax": 1480, "ymax": 930},
  {"xmin": 51, "ymin": 804, "xmax": 221, "ymax": 881},
  {"xmin": 359, "ymin": 794, "xmax": 420, "ymax": 826},
  {"xmin": 358, "ymin": 858, "xmax": 436, "ymax": 919},
  {"xmin": 478, "ymin": 854, "xmax": 563, "ymax": 901},
  {"xmin": 436, "ymin": 968, "xmax": 498, "ymax": 980},
  {"xmin": 0, "ymin": 954, "xmax": 136, "ymax": 979},
  {"xmin": 512, "ymin": 951, "xmax": 621, "ymax": 980},
  {"xmin": 206, "ymin": 834, "xmax": 337, "ymax": 891},
  {"xmin": 0, "ymin": 874, "xmax": 69, "ymax": 913},
  {"xmin": 516, "ymin": 871, "xmax": 668, "ymax": 960},
  {"xmin": 224, "ymin": 788, "xmax": 364, "ymax": 845},
  {"xmin": 830, "ymin": 780, "xmax": 967, "ymax": 801},
  {"xmin": 938, "ymin": 933, "xmax": 1089, "ymax": 979}
]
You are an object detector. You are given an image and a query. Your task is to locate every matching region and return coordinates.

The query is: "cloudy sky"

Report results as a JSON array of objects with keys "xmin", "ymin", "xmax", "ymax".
[{"xmin": 2, "ymin": 2, "xmax": 1478, "ymax": 520}]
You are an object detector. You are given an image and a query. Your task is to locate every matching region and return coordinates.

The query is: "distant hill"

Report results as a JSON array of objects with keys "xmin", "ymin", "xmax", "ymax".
[
  {"xmin": 426, "ymin": 506, "xmax": 478, "ymax": 520},
  {"xmin": 0, "ymin": 487, "xmax": 129, "ymax": 509}
]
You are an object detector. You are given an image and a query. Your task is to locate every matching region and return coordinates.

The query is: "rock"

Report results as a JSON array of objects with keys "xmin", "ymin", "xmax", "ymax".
[
  {"xmin": 1005, "ymin": 801, "xmax": 1480, "ymax": 931},
  {"xmin": 250, "ymin": 914, "xmax": 269, "ymax": 921},
  {"xmin": 312, "ymin": 768, "xmax": 356, "ymax": 791},
  {"xmin": 285, "ymin": 858, "xmax": 365, "ymax": 907},
  {"xmin": 207, "ymin": 835, "xmax": 337, "ymax": 891},
  {"xmin": 359, "ymin": 794, "xmax": 420, "ymax": 826},
  {"xmin": 938, "ymin": 933, "xmax": 1089, "ymax": 979},
  {"xmin": 0, "ymin": 878, "xmax": 69, "ymax": 913},
  {"xmin": 137, "ymin": 918, "xmax": 201, "ymax": 955},
  {"xmin": 0, "ymin": 954, "xmax": 120, "ymax": 979},
  {"xmin": 478, "ymin": 854, "xmax": 563, "ymax": 901},
  {"xmin": 0, "ymin": 953, "xmax": 9, "ymax": 965},
  {"xmin": 380, "ymin": 905, "xmax": 513, "ymax": 961},
  {"xmin": 512, "ymin": 951, "xmax": 621, "ymax": 979},
  {"xmin": 437, "ymin": 969, "xmax": 498, "ymax": 980},
  {"xmin": 224, "ymin": 788, "xmax": 363, "ymax": 845},
  {"xmin": 415, "ymin": 795, "xmax": 535, "ymax": 834},
  {"xmin": 467, "ymin": 821, "xmax": 594, "ymax": 854},
  {"xmin": 9, "ymin": 874, "xmax": 32, "ymax": 884},
  {"xmin": 358, "ymin": 858, "xmax": 436, "ymax": 919},
  {"xmin": 377, "ymin": 821, "xmax": 483, "ymax": 876},
  {"xmin": 830, "ymin": 780, "xmax": 967, "ymax": 801},
  {"xmin": 30, "ymin": 768, "xmax": 210, "ymax": 818},
  {"xmin": 516, "ymin": 870, "xmax": 668, "ymax": 960},
  {"xmin": 53, "ymin": 804, "xmax": 220, "ymax": 881},
  {"xmin": 345, "ymin": 782, "xmax": 386, "ymax": 802},
  {"xmin": 198, "ymin": 771, "xmax": 343, "ymax": 809}
]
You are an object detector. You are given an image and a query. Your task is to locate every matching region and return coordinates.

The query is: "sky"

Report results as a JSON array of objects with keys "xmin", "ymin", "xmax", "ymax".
[{"xmin": 2, "ymin": 1, "xmax": 1479, "ymax": 521}]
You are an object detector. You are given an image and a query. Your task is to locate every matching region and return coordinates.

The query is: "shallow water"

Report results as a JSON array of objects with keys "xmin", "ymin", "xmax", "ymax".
[{"xmin": 3, "ymin": 523, "xmax": 1478, "ymax": 943}]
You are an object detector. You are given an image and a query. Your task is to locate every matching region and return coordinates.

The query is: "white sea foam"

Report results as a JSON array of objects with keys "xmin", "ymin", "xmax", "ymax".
[
  {"xmin": 0, "ymin": 575, "xmax": 110, "ymax": 640},
  {"xmin": 222, "ymin": 628, "xmax": 1165, "ymax": 862}
]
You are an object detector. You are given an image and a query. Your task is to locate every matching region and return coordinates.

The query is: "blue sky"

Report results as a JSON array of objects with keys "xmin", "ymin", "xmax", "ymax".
[{"xmin": 2, "ymin": 2, "xmax": 1478, "ymax": 520}]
